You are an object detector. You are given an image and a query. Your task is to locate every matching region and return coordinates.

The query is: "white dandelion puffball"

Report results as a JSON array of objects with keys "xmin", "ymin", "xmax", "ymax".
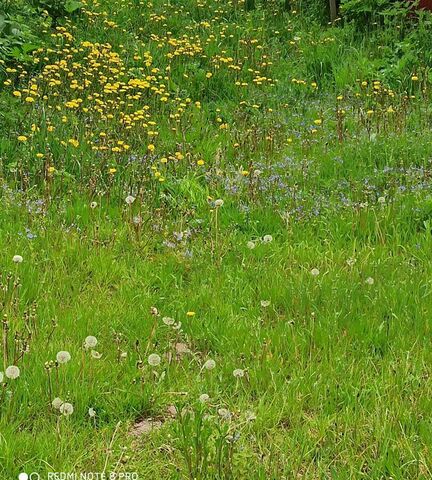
[
  {"xmin": 12, "ymin": 255, "xmax": 23, "ymax": 263},
  {"xmin": 148, "ymin": 353, "xmax": 161, "ymax": 367},
  {"xmin": 218, "ymin": 408, "xmax": 231, "ymax": 420},
  {"xmin": 214, "ymin": 199, "xmax": 224, "ymax": 207},
  {"xmin": 365, "ymin": 277, "xmax": 375, "ymax": 285},
  {"xmin": 125, "ymin": 195, "xmax": 135, "ymax": 205},
  {"xmin": 263, "ymin": 235, "xmax": 273, "ymax": 243},
  {"xmin": 88, "ymin": 407, "xmax": 96, "ymax": 418},
  {"xmin": 260, "ymin": 300, "xmax": 271, "ymax": 308},
  {"xmin": 311, "ymin": 268, "xmax": 320, "ymax": 277},
  {"xmin": 59, "ymin": 402, "xmax": 74, "ymax": 416},
  {"xmin": 233, "ymin": 368, "xmax": 245, "ymax": 378},
  {"xmin": 0, "ymin": 372, "xmax": 4, "ymax": 383},
  {"xmin": 56, "ymin": 351, "xmax": 71, "ymax": 364},
  {"xmin": 5, "ymin": 365, "xmax": 20, "ymax": 379},
  {"xmin": 246, "ymin": 241, "xmax": 255, "ymax": 249},
  {"xmin": 162, "ymin": 316, "xmax": 175, "ymax": 326},
  {"xmin": 84, "ymin": 335, "xmax": 98, "ymax": 349},
  {"xmin": 199, "ymin": 393, "xmax": 210, "ymax": 403},
  {"xmin": 203, "ymin": 359, "xmax": 216, "ymax": 370},
  {"xmin": 91, "ymin": 350, "xmax": 102, "ymax": 359},
  {"xmin": 52, "ymin": 397, "xmax": 63, "ymax": 410}
]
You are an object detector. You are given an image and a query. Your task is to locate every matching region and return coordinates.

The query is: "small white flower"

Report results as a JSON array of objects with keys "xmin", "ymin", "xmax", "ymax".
[
  {"xmin": 378, "ymin": 196, "xmax": 386, "ymax": 204},
  {"xmin": 365, "ymin": 277, "xmax": 375, "ymax": 285},
  {"xmin": 203, "ymin": 359, "xmax": 216, "ymax": 370},
  {"xmin": 125, "ymin": 195, "xmax": 136, "ymax": 205},
  {"xmin": 56, "ymin": 351, "xmax": 71, "ymax": 364},
  {"xmin": 162, "ymin": 316, "xmax": 175, "ymax": 326},
  {"xmin": 5, "ymin": 365, "xmax": 20, "ymax": 379},
  {"xmin": 52, "ymin": 397, "xmax": 63, "ymax": 409},
  {"xmin": 233, "ymin": 368, "xmax": 245, "ymax": 378},
  {"xmin": 263, "ymin": 235, "xmax": 273, "ymax": 243},
  {"xmin": 0, "ymin": 372, "xmax": 3, "ymax": 383},
  {"xmin": 214, "ymin": 199, "xmax": 224, "ymax": 207},
  {"xmin": 12, "ymin": 255, "xmax": 23, "ymax": 263},
  {"xmin": 148, "ymin": 353, "xmax": 161, "ymax": 367},
  {"xmin": 84, "ymin": 335, "xmax": 98, "ymax": 349},
  {"xmin": 88, "ymin": 407, "xmax": 96, "ymax": 418},
  {"xmin": 246, "ymin": 241, "xmax": 255, "ymax": 249},
  {"xmin": 260, "ymin": 300, "xmax": 270, "ymax": 308},
  {"xmin": 59, "ymin": 402, "xmax": 74, "ymax": 416},
  {"xmin": 199, "ymin": 393, "xmax": 210, "ymax": 403},
  {"xmin": 218, "ymin": 408, "xmax": 231, "ymax": 420},
  {"xmin": 90, "ymin": 201, "xmax": 98, "ymax": 209},
  {"xmin": 91, "ymin": 350, "xmax": 102, "ymax": 359},
  {"xmin": 310, "ymin": 268, "xmax": 320, "ymax": 277}
]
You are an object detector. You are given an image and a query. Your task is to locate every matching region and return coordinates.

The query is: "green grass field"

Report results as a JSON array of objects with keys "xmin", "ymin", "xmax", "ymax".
[{"xmin": 1, "ymin": 0, "xmax": 432, "ymax": 478}]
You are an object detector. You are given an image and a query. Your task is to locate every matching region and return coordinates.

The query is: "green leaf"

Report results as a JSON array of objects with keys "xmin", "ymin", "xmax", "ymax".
[
  {"xmin": 22, "ymin": 43, "xmax": 39, "ymax": 53},
  {"xmin": 65, "ymin": 0, "xmax": 83, "ymax": 13}
]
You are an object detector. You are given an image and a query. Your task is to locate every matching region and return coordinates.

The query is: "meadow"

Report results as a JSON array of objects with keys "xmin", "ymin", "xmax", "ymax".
[{"xmin": 1, "ymin": 0, "xmax": 432, "ymax": 478}]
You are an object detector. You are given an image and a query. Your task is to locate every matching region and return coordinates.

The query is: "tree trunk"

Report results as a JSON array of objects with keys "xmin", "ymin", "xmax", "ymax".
[{"xmin": 329, "ymin": 0, "xmax": 337, "ymax": 21}]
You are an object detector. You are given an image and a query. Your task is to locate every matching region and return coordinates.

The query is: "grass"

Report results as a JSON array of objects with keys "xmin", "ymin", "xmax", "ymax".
[{"xmin": 1, "ymin": 0, "xmax": 432, "ymax": 478}]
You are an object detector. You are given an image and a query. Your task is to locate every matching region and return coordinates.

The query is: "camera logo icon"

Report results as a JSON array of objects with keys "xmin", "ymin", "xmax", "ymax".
[{"xmin": 18, "ymin": 473, "xmax": 41, "ymax": 480}]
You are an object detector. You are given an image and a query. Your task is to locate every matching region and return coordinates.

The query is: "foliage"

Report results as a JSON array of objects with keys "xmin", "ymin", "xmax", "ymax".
[
  {"xmin": 340, "ymin": 0, "xmax": 414, "ymax": 23},
  {"xmin": 0, "ymin": 0, "xmax": 82, "ymax": 67}
]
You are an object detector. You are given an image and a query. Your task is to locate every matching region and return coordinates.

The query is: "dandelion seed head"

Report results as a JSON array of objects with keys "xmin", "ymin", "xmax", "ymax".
[
  {"xmin": 199, "ymin": 393, "xmax": 210, "ymax": 403},
  {"xmin": 148, "ymin": 353, "xmax": 161, "ymax": 367},
  {"xmin": 84, "ymin": 335, "xmax": 98, "ymax": 349},
  {"xmin": 5, "ymin": 365, "xmax": 20, "ymax": 379},
  {"xmin": 59, "ymin": 402, "xmax": 74, "ymax": 416},
  {"xmin": 52, "ymin": 397, "xmax": 63, "ymax": 409},
  {"xmin": 56, "ymin": 351, "xmax": 71, "ymax": 364},
  {"xmin": 218, "ymin": 408, "xmax": 231, "ymax": 420},
  {"xmin": 162, "ymin": 316, "xmax": 175, "ymax": 326},
  {"xmin": 203, "ymin": 359, "xmax": 216, "ymax": 370}
]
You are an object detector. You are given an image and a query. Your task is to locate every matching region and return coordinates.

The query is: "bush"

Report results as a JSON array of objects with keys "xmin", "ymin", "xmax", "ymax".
[
  {"xmin": 340, "ymin": 0, "xmax": 413, "ymax": 24},
  {"xmin": 0, "ymin": 1, "xmax": 44, "ymax": 65},
  {"xmin": 0, "ymin": 0, "xmax": 83, "ymax": 68}
]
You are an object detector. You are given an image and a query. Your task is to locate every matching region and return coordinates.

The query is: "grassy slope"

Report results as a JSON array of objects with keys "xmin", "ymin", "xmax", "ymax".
[{"xmin": 1, "ymin": 0, "xmax": 432, "ymax": 478}]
